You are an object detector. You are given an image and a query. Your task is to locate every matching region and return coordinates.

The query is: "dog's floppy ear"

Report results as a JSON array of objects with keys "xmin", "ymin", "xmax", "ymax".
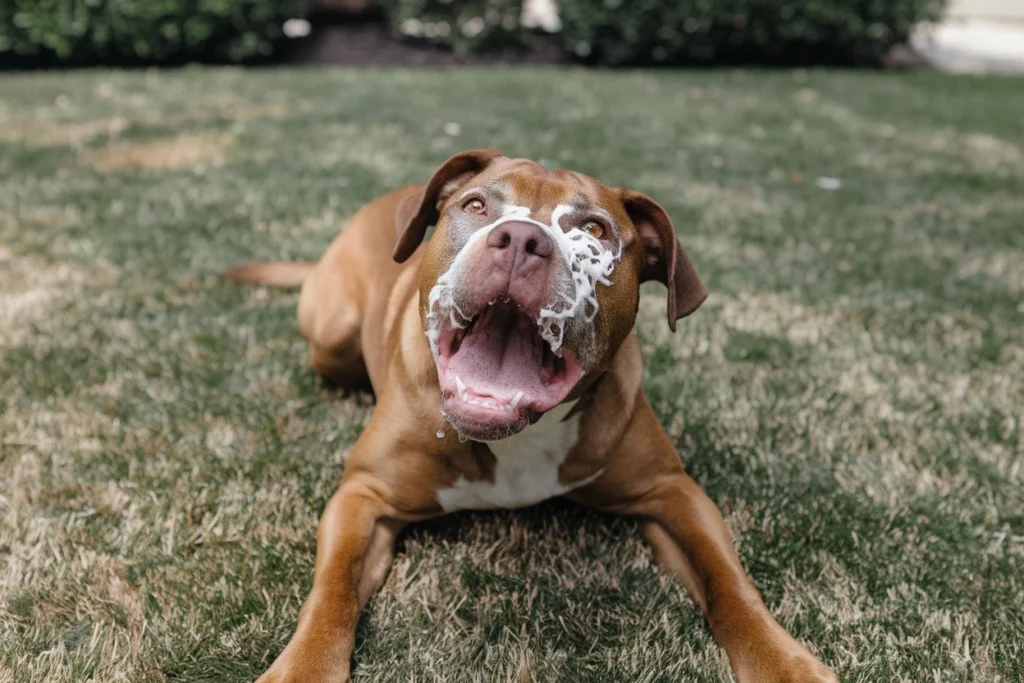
[
  {"xmin": 619, "ymin": 189, "xmax": 707, "ymax": 331},
  {"xmin": 393, "ymin": 148, "xmax": 502, "ymax": 262}
]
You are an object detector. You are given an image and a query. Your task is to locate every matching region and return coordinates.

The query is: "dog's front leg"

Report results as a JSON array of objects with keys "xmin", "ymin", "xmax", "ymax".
[
  {"xmin": 631, "ymin": 476, "xmax": 836, "ymax": 683},
  {"xmin": 257, "ymin": 477, "xmax": 405, "ymax": 683},
  {"xmin": 571, "ymin": 402, "xmax": 836, "ymax": 683}
]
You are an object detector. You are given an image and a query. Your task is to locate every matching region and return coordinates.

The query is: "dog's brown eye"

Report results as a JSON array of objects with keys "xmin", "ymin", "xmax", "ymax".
[
  {"xmin": 464, "ymin": 198, "xmax": 486, "ymax": 214},
  {"xmin": 582, "ymin": 220, "xmax": 607, "ymax": 239}
]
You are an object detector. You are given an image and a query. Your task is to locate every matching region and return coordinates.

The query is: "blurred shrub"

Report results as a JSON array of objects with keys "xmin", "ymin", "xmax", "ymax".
[
  {"xmin": 559, "ymin": 0, "xmax": 946, "ymax": 65},
  {"xmin": 0, "ymin": 0, "xmax": 311, "ymax": 64},
  {"xmin": 383, "ymin": 0, "xmax": 946, "ymax": 65},
  {"xmin": 382, "ymin": 0, "xmax": 530, "ymax": 54}
]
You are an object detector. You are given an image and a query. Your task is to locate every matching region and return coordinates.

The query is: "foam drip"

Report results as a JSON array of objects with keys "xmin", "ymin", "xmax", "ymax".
[{"xmin": 536, "ymin": 205, "xmax": 620, "ymax": 353}]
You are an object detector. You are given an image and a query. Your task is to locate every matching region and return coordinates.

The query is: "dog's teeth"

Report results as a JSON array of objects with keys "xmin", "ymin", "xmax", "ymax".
[
  {"xmin": 509, "ymin": 391, "xmax": 524, "ymax": 410},
  {"xmin": 456, "ymin": 376, "xmax": 467, "ymax": 401},
  {"xmin": 545, "ymin": 339, "xmax": 564, "ymax": 358}
]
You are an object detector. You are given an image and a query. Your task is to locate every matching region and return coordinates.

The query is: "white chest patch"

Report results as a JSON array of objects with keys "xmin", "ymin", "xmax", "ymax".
[{"xmin": 435, "ymin": 400, "xmax": 602, "ymax": 512}]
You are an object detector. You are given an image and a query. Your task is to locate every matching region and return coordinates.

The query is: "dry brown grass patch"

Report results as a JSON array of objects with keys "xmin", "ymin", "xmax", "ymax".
[
  {"xmin": 0, "ymin": 258, "xmax": 89, "ymax": 346},
  {"xmin": 81, "ymin": 132, "xmax": 232, "ymax": 172}
]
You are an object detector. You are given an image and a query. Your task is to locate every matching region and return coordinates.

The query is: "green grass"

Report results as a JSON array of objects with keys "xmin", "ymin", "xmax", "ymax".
[{"xmin": 1, "ymin": 67, "xmax": 1022, "ymax": 683}]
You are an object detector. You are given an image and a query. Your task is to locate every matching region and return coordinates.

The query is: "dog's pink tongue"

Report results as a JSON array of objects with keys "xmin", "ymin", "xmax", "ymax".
[{"xmin": 449, "ymin": 304, "xmax": 542, "ymax": 398}]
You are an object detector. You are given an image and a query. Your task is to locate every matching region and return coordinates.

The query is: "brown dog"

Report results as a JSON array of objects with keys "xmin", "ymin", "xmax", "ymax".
[{"xmin": 226, "ymin": 149, "xmax": 836, "ymax": 683}]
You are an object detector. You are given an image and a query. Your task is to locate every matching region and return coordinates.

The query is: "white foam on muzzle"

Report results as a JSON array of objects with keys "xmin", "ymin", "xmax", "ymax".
[{"xmin": 426, "ymin": 204, "xmax": 621, "ymax": 357}]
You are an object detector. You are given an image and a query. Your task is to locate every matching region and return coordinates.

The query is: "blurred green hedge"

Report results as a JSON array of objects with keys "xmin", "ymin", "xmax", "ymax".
[
  {"xmin": 383, "ymin": 0, "xmax": 535, "ymax": 54},
  {"xmin": 383, "ymin": 0, "xmax": 946, "ymax": 65},
  {"xmin": 0, "ymin": 0, "xmax": 946, "ymax": 66},
  {"xmin": 0, "ymin": 0, "xmax": 311, "ymax": 65}
]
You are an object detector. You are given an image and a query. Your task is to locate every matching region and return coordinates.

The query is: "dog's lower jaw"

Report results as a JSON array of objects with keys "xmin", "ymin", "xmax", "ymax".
[{"xmin": 439, "ymin": 402, "xmax": 532, "ymax": 442}]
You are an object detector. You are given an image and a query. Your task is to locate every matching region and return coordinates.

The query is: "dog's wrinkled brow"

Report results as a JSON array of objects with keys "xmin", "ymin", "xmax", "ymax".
[
  {"xmin": 559, "ymin": 195, "xmax": 619, "ymax": 236},
  {"xmin": 569, "ymin": 193, "xmax": 590, "ymax": 213},
  {"xmin": 568, "ymin": 193, "xmax": 616, "ymax": 223},
  {"xmin": 457, "ymin": 183, "xmax": 511, "ymax": 205}
]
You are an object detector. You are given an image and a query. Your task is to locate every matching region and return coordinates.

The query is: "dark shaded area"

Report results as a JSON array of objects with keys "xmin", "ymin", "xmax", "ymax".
[{"xmin": 284, "ymin": 13, "xmax": 563, "ymax": 66}]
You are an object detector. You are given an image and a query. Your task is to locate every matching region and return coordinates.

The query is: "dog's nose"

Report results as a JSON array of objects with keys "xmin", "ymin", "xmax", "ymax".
[{"xmin": 486, "ymin": 222, "xmax": 554, "ymax": 274}]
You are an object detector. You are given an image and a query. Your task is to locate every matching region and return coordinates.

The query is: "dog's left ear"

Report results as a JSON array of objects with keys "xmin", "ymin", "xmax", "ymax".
[
  {"xmin": 393, "ymin": 148, "xmax": 503, "ymax": 262},
  {"xmin": 619, "ymin": 189, "xmax": 707, "ymax": 331}
]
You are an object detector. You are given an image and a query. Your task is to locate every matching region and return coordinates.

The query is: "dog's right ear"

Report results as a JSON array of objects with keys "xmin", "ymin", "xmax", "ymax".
[{"xmin": 393, "ymin": 148, "xmax": 502, "ymax": 263}]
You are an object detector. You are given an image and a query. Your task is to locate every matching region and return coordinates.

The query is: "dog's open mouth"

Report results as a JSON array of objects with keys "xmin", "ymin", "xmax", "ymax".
[{"xmin": 435, "ymin": 298, "xmax": 583, "ymax": 440}]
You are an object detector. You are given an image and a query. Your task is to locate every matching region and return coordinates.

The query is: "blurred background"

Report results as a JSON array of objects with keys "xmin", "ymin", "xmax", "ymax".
[{"xmin": 1, "ymin": 0, "xmax": 1022, "ymax": 71}]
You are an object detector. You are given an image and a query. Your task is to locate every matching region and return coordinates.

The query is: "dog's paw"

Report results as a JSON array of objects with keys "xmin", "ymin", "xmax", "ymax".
[
  {"xmin": 256, "ymin": 668, "xmax": 351, "ymax": 683},
  {"xmin": 733, "ymin": 628, "xmax": 837, "ymax": 683},
  {"xmin": 767, "ymin": 651, "xmax": 837, "ymax": 683},
  {"xmin": 255, "ymin": 653, "xmax": 351, "ymax": 683}
]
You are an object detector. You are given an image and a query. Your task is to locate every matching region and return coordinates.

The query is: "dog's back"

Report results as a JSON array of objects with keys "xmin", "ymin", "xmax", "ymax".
[{"xmin": 223, "ymin": 185, "xmax": 425, "ymax": 389}]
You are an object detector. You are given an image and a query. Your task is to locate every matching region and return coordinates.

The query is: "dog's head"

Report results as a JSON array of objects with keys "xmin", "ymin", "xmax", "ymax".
[{"xmin": 394, "ymin": 149, "xmax": 707, "ymax": 441}]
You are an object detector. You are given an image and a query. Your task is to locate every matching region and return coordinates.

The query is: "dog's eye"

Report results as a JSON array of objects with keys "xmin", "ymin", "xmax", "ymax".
[
  {"xmin": 463, "ymin": 198, "xmax": 486, "ymax": 214},
  {"xmin": 582, "ymin": 220, "xmax": 607, "ymax": 240}
]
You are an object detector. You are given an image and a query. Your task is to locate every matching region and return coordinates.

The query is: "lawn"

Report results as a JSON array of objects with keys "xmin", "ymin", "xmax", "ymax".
[{"xmin": 0, "ymin": 67, "xmax": 1022, "ymax": 683}]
